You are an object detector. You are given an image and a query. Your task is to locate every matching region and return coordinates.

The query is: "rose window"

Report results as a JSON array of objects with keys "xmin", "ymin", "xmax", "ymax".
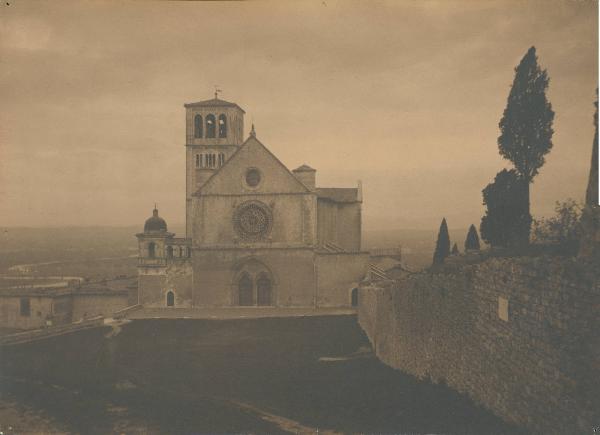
[{"xmin": 234, "ymin": 202, "xmax": 272, "ymax": 240}]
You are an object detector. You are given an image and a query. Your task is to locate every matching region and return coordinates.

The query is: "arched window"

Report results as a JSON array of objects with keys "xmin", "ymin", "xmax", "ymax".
[
  {"xmin": 206, "ymin": 114, "xmax": 216, "ymax": 138},
  {"xmin": 166, "ymin": 245, "xmax": 173, "ymax": 258},
  {"xmin": 256, "ymin": 273, "xmax": 272, "ymax": 306},
  {"xmin": 148, "ymin": 242, "xmax": 156, "ymax": 258},
  {"xmin": 205, "ymin": 154, "xmax": 214, "ymax": 168},
  {"xmin": 238, "ymin": 273, "xmax": 253, "ymax": 306},
  {"xmin": 218, "ymin": 114, "xmax": 227, "ymax": 138},
  {"xmin": 218, "ymin": 153, "xmax": 225, "ymax": 166},
  {"xmin": 196, "ymin": 154, "xmax": 200, "ymax": 168},
  {"xmin": 166, "ymin": 291, "xmax": 175, "ymax": 307},
  {"xmin": 351, "ymin": 288, "xmax": 358, "ymax": 307},
  {"xmin": 194, "ymin": 115, "xmax": 203, "ymax": 138},
  {"xmin": 186, "ymin": 247, "xmax": 191, "ymax": 258},
  {"xmin": 20, "ymin": 298, "xmax": 31, "ymax": 316},
  {"xmin": 179, "ymin": 247, "xmax": 183, "ymax": 257}
]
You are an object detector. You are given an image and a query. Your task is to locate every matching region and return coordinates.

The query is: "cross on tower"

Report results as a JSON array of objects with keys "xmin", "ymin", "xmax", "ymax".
[{"xmin": 214, "ymin": 86, "xmax": 222, "ymax": 99}]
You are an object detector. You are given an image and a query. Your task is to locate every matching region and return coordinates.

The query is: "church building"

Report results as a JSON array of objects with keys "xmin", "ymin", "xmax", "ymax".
[{"xmin": 136, "ymin": 96, "xmax": 369, "ymax": 308}]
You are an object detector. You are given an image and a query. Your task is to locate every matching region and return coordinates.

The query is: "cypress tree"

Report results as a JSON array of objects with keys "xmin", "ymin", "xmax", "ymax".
[
  {"xmin": 433, "ymin": 218, "xmax": 451, "ymax": 265},
  {"xmin": 580, "ymin": 90, "xmax": 600, "ymax": 257},
  {"xmin": 585, "ymin": 89, "xmax": 598, "ymax": 207},
  {"xmin": 480, "ymin": 169, "xmax": 530, "ymax": 248},
  {"xmin": 464, "ymin": 224, "xmax": 481, "ymax": 251},
  {"xmin": 451, "ymin": 243, "xmax": 459, "ymax": 255},
  {"xmin": 498, "ymin": 46, "xmax": 555, "ymax": 243}
]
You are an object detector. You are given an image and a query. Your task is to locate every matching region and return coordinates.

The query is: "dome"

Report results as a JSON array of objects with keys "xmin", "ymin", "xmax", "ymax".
[{"xmin": 144, "ymin": 207, "xmax": 167, "ymax": 233}]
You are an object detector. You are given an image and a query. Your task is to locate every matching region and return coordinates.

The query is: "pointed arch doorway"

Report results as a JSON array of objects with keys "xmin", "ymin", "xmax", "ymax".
[
  {"xmin": 234, "ymin": 260, "xmax": 274, "ymax": 307},
  {"xmin": 166, "ymin": 291, "xmax": 175, "ymax": 307},
  {"xmin": 256, "ymin": 273, "xmax": 272, "ymax": 306},
  {"xmin": 238, "ymin": 273, "xmax": 254, "ymax": 306}
]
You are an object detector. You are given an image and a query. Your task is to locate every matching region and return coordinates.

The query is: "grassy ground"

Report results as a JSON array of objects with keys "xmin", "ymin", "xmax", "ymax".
[{"xmin": 1, "ymin": 316, "xmax": 523, "ymax": 434}]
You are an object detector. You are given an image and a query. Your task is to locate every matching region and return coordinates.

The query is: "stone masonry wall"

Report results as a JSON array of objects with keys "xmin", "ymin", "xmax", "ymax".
[{"xmin": 358, "ymin": 256, "xmax": 599, "ymax": 434}]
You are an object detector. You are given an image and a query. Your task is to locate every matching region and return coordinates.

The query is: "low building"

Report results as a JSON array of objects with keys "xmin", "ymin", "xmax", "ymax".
[
  {"xmin": 0, "ymin": 277, "xmax": 133, "ymax": 331},
  {"xmin": 0, "ymin": 288, "xmax": 73, "ymax": 331}
]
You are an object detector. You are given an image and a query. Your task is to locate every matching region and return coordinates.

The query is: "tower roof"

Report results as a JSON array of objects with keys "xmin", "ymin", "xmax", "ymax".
[
  {"xmin": 184, "ymin": 97, "xmax": 245, "ymax": 113},
  {"xmin": 144, "ymin": 207, "xmax": 168, "ymax": 233},
  {"xmin": 293, "ymin": 164, "xmax": 316, "ymax": 172}
]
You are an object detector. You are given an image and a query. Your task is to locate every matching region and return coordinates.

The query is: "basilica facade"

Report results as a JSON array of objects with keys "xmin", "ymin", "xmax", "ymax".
[{"xmin": 136, "ymin": 96, "xmax": 368, "ymax": 308}]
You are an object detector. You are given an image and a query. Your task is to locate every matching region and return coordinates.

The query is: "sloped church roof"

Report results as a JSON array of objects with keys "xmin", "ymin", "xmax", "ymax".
[{"xmin": 194, "ymin": 135, "xmax": 310, "ymax": 196}]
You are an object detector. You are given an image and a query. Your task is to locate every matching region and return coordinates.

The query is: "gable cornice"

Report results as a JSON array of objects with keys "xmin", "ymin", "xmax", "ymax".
[{"xmin": 192, "ymin": 135, "xmax": 311, "ymax": 197}]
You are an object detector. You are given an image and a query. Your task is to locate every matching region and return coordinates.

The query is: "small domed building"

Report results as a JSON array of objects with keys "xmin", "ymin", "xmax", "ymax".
[{"xmin": 136, "ymin": 96, "xmax": 368, "ymax": 309}]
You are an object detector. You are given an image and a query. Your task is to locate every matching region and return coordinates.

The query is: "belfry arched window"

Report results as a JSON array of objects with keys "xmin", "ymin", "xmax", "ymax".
[
  {"xmin": 218, "ymin": 114, "xmax": 227, "ymax": 138},
  {"xmin": 166, "ymin": 245, "xmax": 173, "ymax": 258},
  {"xmin": 194, "ymin": 115, "xmax": 203, "ymax": 138},
  {"xmin": 148, "ymin": 242, "xmax": 156, "ymax": 258},
  {"xmin": 206, "ymin": 114, "xmax": 216, "ymax": 138}
]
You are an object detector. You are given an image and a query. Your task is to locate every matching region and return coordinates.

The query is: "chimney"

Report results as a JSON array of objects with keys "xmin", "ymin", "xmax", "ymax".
[{"xmin": 292, "ymin": 164, "xmax": 316, "ymax": 191}]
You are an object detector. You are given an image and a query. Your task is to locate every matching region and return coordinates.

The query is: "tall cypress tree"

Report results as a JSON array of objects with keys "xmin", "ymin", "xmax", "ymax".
[
  {"xmin": 580, "ymin": 90, "xmax": 600, "ymax": 257},
  {"xmin": 433, "ymin": 218, "xmax": 451, "ymax": 266},
  {"xmin": 464, "ymin": 224, "xmax": 481, "ymax": 251},
  {"xmin": 585, "ymin": 90, "xmax": 598, "ymax": 207},
  {"xmin": 498, "ymin": 46, "xmax": 555, "ymax": 243}
]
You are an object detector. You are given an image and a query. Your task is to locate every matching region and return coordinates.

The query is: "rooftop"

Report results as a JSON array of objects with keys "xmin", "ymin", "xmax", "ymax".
[
  {"xmin": 0, "ymin": 287, "xmax": 72, "ymax": 298},
  {"xmin": 293, "ymin": 164, "xmax": 316, "ymax": 172},
  {"xmin": 184, "ymin": 97, "xmax": 245, "ymax": 113},
  {"xmin": 75, "ymin": 276, "xmax": 135, "ymax": 295},
  {"xmin": 316, "ymin": 187, "xmax": 360, "ymax": 203}
]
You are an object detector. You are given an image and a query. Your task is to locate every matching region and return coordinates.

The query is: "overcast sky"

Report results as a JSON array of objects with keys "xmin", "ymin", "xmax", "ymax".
[{"xmin": 0, "ymin": 0, "xmax": 597, "ymax": 231}]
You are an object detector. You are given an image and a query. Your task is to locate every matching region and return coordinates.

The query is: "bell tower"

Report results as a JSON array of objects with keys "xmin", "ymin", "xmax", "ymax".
[{"xmin": 184, "ymin": 94, "xmax": 245, "ymax": 237}]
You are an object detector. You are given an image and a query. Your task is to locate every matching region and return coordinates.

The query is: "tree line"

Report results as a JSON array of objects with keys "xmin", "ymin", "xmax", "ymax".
[{"xmin": 432, "ymin": 46, "xmax": 596, "ymax": 266}]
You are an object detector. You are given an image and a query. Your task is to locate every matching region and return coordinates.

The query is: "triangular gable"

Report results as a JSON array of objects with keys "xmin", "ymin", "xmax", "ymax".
[{"xmin": 195, "ymin": 136, "xmax": 310, "ymax": 196}]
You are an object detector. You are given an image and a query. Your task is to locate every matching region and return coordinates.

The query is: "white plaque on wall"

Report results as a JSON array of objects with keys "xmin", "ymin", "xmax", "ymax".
[{"xmin": 498, "ymin": 296, "xmax": 509, "ymax": 322}]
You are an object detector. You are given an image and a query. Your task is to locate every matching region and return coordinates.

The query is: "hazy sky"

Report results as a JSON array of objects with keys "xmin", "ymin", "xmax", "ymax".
[{"xmin": 0, "ymin": 0, "xmax": 597, "ymax": 231}]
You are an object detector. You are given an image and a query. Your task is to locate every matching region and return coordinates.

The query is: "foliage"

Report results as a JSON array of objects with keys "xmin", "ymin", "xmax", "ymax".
[
  {"xmin": 432, "ymin": 218, "xmax": 451, "ymax": 265},
  {"xmin": 585, "ymin": 90, "xmax": 598, "ymax": 207},
  {"xmin": 496, "ymin": 46, "xmax": 554, "ymax": 243},
  {"xmin": 498, "ymin": 46, "xmax": 555, "ymax": 183},
  {"xmin": 451, "ymin": 243, "xmax": 459, "ymax": 255},
  {"xmin": 480, "ymin": 169, "xmax": 531, "ymax": 248},
  {"xmin": 464, "ymin": 224, "xmax": 481, "ymax": 251},
  {"xmin": 532, "ymin": 199, "xmax": 582, "ymax": 249}
]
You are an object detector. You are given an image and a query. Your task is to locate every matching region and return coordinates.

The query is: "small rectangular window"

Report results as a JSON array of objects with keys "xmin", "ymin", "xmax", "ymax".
[
  {"xmin": 195, "ymin": 154, "xmax": 200, "ymax": 168},
  {"xmin": 20, "ymin": 298, "xmax": 31, "ymax": 317}
]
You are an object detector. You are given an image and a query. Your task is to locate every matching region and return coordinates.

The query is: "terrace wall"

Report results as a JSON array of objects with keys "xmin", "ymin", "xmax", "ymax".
[{"xmin": 358, "ymin": 256, "xmax": 599, "ymax": 434}]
